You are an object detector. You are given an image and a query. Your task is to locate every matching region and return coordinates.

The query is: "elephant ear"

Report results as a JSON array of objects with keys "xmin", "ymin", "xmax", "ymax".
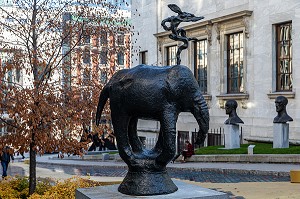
[{"xmin": 168, "ymin": 4, "xmax": 183, "ymax": 14}]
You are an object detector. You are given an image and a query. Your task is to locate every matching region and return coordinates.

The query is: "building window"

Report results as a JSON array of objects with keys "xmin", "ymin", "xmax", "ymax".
[
  {"xmin": 16, "ymin": 68, "xmax": 20, "ymax": 82},
  {"xmin": 117, "ymin": 52, "xmax": 124, "ymax": 66},
  {"xmin": 79, "ymin": 33, "xmax": 90, "ymax": 46},
  {"xmin": 194, "ymin": 39, "xmax": 208, "ymax": 94},
  {"xmin": 100, "ymin": 31, "xmax": 108, "ymax": 46},
  {"xmin": 227, "ymin": 32, "xmax": 244, "ymax": 93},
  {"xmin": 117, "ymin": 33, "xmax": 124, "ymax": 46},
  {"xmin": 82, "ymin": 68, "xmax": 91, "ymax": 86},
  {"xmin": 0, "ymin": 120, "xmax": 15, "ymax": 136},
  {"xmin": 84, "ymin": 34, "xmax": 90, "ymax": 44},
  {"xmin": 100, "ymin": 50, "xmax": 107, "ymax": 64},
  {"xmin": 100, "ymin": 70, "xmax": 107, "ymax": 83},
  {"xmin": 166, "ymin": 45, "xmax": 177, "ymax": 66},
  {"xmin": 139, "ymin": 51, "xmax": 148, "ymax": 64},
  {"xmin": 93, "ymin": 35, "xmax": 99, "ymax": 47},
  {"xmin": 2, "ymin": 59, "xmax": 13, "ymax": 84},
  {"xmin": 82, "ymin": 49, "xmax": 90, "ymax": 64},
  {"xmin": 276, "ymin": 22, "xmax": 292, "ymax": 91}
]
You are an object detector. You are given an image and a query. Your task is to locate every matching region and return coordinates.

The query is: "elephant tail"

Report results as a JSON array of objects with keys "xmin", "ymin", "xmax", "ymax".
[{"xmin": 96, "ymin": 84, "xmax": 109, "ymax": 126}]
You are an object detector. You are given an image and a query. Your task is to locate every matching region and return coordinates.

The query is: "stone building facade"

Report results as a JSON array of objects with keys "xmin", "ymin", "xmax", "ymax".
[{"xmin": 132, "ymin": 0, "xmax": 300, "ymax": 144}]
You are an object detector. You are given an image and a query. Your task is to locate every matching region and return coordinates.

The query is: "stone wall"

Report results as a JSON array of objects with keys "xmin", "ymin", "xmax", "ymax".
[{"xmin": 132, "ymin": 0, "xmax": 300, "ymax": 143}]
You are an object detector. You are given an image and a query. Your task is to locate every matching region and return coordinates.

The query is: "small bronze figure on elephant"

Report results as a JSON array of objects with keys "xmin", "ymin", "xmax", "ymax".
[{"xmin": 161, "ymin": 4, "xmax": 204, "ymax": 65}]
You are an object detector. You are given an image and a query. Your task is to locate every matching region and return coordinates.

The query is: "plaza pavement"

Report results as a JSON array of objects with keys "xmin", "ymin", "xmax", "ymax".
[{"xmin": 6, "ymin": 154, "xmax": 300, "ymax": 199}]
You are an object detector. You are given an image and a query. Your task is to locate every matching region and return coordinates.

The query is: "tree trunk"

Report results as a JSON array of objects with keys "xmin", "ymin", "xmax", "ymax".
[
  {"xmin": 29, "ymin": 0, "xmax": 38, "ymax": 195},
  {"xmin": 29, "ymin": 133, "xmax": 37, "ymax": 195}
]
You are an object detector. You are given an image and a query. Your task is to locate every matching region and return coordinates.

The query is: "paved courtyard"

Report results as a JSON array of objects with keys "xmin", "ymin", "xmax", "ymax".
[
  {"xmin": 28, "ymin": 163, "xmax": 290, "ymax": 183},
  {"xmin": 4, "ymin": 155, "xmax": 300, "ymax": 199}
]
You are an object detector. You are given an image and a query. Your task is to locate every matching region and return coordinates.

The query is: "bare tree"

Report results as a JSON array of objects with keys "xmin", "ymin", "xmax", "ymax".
[{"xmin": 0, "ymin": 0, "xmax": 130, "ymax": 195}]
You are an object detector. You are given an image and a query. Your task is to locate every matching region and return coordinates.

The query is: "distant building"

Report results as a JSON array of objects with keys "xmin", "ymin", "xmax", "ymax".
[
  {"xmin": 132, "ymin": 0, "xmax": 300, "ymax": 147},
  {"xmin": 58, "ymin": 2, "xmax": 131, "ymax": 139},
  {"xmin": 62, "ymin": 1, "xmax": 131, "ymax": 87},
  {"xmin": 0, "ymin": 1, "xmax": 131, "ymax": 136}
]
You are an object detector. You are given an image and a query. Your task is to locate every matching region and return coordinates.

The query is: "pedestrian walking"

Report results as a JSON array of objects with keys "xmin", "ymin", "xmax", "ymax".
[{"xmin": 1, "ymin": 146, "xmax": 14, "ymax": 178}]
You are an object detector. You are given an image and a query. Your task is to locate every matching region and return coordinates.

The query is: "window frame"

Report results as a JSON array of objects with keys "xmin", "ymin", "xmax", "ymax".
[
  {"xmin": 226, "ymin": 31, "xmax": 244, "ymax": 94},
  {"xmin": 275, "ymin": 21, "xmax": 292, "ymax": 92},
  {"xmin": 139, "ymin": 51, "xmax": 148, "ymax": 65},
  {"xmin": 117, "ymin": 33, "xmax": 125, "ymax": 46},
  {"xmin": 194, "ymin": 39, "xmax": 208, "ymax": 94},
  {"xmin": 166, "ymin": 45, "xmax": 177, "ymax": 66},
  {"xmin": 100, "ymin": 31, "xmax": 108, "ymax": 46},
  {"xmin": 117, "ymin": 51, "xmax": 124, "ymax": 66},
  {"xmin": 100, "ymin": 50, "xmax": 108, "ymax": 65},
  {"xmin": 82, "ymin": 49, "xmax": 91, "ymax": 64}
]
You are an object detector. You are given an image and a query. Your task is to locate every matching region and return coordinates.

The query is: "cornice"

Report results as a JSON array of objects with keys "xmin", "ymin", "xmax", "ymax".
[{"xmin": 154, "ymin": 10, "xmax": 253, "ymax": 38}]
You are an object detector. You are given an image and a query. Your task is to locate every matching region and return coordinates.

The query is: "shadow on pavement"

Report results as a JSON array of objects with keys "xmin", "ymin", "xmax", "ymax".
[{"xmin": 7, "ymin": 165, "xmax": 26, "ymax": 177}]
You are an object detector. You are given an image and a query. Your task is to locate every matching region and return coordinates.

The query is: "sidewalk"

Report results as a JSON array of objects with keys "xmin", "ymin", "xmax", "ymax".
[
  {"xmin": 36, "ymin": 154, "xmax": 300, "ymax": 174},
  {"xmin": 8, "ymin": 154, "xmax": 300, "ymax": 199}
]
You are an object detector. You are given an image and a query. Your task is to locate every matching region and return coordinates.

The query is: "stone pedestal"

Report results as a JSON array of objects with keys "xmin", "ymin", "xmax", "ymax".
[
  {"xmin": 273, "ymin": 123, "xmax": 289, "ymax": 148},
  {"xmin": 76, "ymin": 180, "xmax": 229, "ymax": 199},
  {"xmin": 224, "ymin": 125, "xmax": 240, "ymax": 149},
  {"xmin": 118, "ymin": 170, "xmax": 177, "ymax": 195}
]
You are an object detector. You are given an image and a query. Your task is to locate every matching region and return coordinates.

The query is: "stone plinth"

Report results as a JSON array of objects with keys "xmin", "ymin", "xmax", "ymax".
[
  {"xmin": 118, "ymin": 170, "xmax": 177, "ymax": 195},
  {"xmin": 76, "ymin": 180, "xmax": 228, "ymax": 199},
  {"xmin": 273, "ymin": 123, "xmax": 289, "ymax": 148},
  {"xmin": 224, "ymin": 125, "xmax": 240, "ymax": 149}
]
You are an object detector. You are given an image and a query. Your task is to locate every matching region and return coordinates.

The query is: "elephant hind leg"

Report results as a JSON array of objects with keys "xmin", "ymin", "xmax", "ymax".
[{"xmin": 112, "ymin": 114, "xmax": 136, "ymax": 166}]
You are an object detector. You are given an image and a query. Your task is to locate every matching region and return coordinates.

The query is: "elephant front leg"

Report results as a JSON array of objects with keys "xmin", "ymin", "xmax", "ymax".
[{"xmin": 155, "ymin": 109, "xmax": 178, "ymax": 165}]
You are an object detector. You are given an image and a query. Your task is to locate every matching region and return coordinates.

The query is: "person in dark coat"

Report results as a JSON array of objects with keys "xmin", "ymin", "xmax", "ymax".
[
  {"xmin": 1, "ymin": 146, "xmax": 14, "ymax": 178},
  {"xmin": 104, "ymin": 136, "xmax": 117, "ymax": 150},
  {"xmin": 88, "ymin": 132, "xmax": 101, "ymax": 151}
]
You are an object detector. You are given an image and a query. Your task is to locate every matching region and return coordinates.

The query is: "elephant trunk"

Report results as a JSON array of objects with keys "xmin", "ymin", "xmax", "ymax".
[{"xmin": 192, "ymin": 94, "xmax": 209, "ymax": 145}]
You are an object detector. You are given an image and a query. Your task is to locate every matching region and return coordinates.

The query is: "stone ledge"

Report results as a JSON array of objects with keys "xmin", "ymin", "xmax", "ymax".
[
  {"xmin": 167, "ymin": 167, "xmax": 290, "ymax": 177},
  {"xmin": 184, "ymin": 154, "xmax": 300, "ymax": 164},
  {"xmin": 50, "ymin": 153, "xmax": 123, "ymax": 161},
  {"xmin": 76, "ymin": 180, "xmax": 229, "ymax": 199},
  {"xmin": 216, "ymin": 93, "xmax": 249, "ymax": 100},
  {"xmin": 267, "ymin": 92, "xmax": 295, "ymax": 99}
]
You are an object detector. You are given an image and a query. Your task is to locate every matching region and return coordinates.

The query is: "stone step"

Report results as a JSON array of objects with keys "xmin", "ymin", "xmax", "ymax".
[{"xmin": 184, "ymin": 154, "xmax": 300, "ymax": 163}]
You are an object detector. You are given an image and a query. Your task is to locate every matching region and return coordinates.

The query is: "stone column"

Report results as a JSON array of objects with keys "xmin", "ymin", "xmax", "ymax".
[
  {"xmin": 224, "ymin": 124, "xmax": 240, "ymax": 149},
  {"xmin": 273, "ymin": 123, "xmax": 289, "ymax": 148}
]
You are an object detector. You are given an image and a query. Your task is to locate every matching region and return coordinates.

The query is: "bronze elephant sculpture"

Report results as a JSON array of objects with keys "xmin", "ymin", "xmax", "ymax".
[{"xmin": 96, "ymin": 64, "xmax": 209, "ymax": 195}]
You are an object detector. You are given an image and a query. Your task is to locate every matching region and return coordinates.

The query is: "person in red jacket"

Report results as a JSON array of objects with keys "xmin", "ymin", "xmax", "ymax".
[
  {"xmin": 170, "ymin": 140, "xmax": 195, "ymax": 163},
  {"xmin": 181, "ymin": 140, "xmax": 194, "ymax": 162}
]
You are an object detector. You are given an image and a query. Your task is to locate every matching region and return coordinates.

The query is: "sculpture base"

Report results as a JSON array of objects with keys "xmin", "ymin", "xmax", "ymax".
[
  {"xmin": 273, "ymin": 123, "xmax": 289, "ymax": 148},
  {"xmin": 224, "ymin": 125, "xmax": 240, "ymax": 149},
  {"xmin": 76, "ymin": 180, "xmax": 229, "ymax": 199},
  {"xmin": 118, "ymin": 170, "xmax": 178, "ymax": 195}
]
